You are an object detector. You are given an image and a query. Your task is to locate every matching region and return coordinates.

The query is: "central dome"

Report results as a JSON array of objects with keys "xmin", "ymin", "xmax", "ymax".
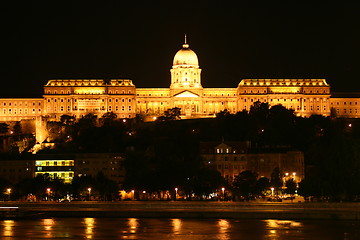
[{"xmin": 173, "ymin": 41, "xmax": 199, "ymax": 67}]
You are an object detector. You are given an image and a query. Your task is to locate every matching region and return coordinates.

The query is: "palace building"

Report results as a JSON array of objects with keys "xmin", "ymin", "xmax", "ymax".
[{"xmin": 0, "ymin": 38, "xmax": 359, "ymax": 142}]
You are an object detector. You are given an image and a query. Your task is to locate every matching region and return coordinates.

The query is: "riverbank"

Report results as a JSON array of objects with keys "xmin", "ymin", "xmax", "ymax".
[{"xmin": 1, "ymin": 201, "xmax": 360, "ymax": 220}]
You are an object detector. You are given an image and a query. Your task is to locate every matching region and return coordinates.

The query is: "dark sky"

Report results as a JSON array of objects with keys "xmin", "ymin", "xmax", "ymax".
[{"xmin": 2, "ymin": 2, "xmax": 360, "ymax": 97}]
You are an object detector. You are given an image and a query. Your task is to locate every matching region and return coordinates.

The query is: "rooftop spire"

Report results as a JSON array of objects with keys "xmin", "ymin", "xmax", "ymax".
[{"xmin": 182, "ymin": 34, "xmax": 189, "ymax": 48}]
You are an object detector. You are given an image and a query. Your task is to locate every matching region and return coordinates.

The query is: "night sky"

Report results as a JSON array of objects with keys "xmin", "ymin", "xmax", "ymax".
[{"xmin": 2, "ymin": 2, "xmax": 359, "ymax": 97}]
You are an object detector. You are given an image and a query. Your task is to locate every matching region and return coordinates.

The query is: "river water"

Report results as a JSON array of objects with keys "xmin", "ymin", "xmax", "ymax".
[{"xmin": 0, "ymin": 218, "xmax": 359, "ymax": 239}]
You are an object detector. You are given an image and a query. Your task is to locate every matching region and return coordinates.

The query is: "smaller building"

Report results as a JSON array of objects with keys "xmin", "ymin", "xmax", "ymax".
[
  {"xmin": 0, "ymin": 155, "xmax": 34, "ymax": 183},
  {"xmin": 200, "ymin": 141, "xmax": 304, "ymax": 183},
  {"xmin": 75, "ymin": 153, "xmax": 125, "ymax": 184},
  {"xmin": 35, "ymin": 157, "xmax": 74, "ymax": 184},
  {"xmin": 0, "ymin": 153, "xmax": 126, "ymax": 185}
]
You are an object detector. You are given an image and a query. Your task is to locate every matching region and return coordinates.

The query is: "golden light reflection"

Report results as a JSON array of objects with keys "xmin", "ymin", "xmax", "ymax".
[
  {"xmin": 171, "ymin": 219, "xmax": 182, "ymax": 234},
  {"xmin": 42, "ymin": 218, "xmax": 55, "ymax": 238},
  {"xmin": 265, "ymin": 219, "xmax": 303, "ymax": 238},
  {"xmin": 217, "ymin": 219, "xmax": 230, "ymax": 240},
  {"xmin": 3, "ymin": 220, "xmax": 15, "ymax": 237},
  {"xmin": 83, "ymin": 218, "xmax": 95, "ymax": 239},
  {"xmin": 128, "ymin": 218, "xmax": 138, "ymax": 234}
]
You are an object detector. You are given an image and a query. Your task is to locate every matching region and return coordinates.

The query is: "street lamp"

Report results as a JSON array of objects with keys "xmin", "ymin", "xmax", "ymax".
[
  {"xmin": 7, "ymin": 188, "xmax": 11, "ymax": 201},
  {"xmin": 221, "ymin": 187, "xmax": 225, "ymax": 201},
  {"xmin": 88, "ymin": 188, "xmax": 91, "ymax": 201},
  {"xmin": 175, "ymin": 188, "xmax": 178, "ymax": 201},
  {"xmin": 46, "ymin": 188, "xmax": 51, "ymax": 201},
  {"xmin": 271, "ymin": 187, "xmax": 274, "ymax": 196}
]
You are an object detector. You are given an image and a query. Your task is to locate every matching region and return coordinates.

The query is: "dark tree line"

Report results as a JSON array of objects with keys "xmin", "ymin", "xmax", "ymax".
[{"xmin": 0, "ymin": 172, "xmax": 119, "ymax": 201}]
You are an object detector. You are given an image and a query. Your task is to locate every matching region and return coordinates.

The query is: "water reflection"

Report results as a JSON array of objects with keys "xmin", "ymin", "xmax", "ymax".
[
  {"xmin": 83, "ymin": 218, "xmax": 95, "ymax": 239},
  {"xmin": 171, "ymin": 219, "xmax": 182, "ymax": 234},
  {"xmin": 120, "ymin": 218, "xmax": 139, "ymax": 239},
  {"xmin": 265, "ymin": 219, "xmax": 303, "ymax": 239},
  {"xmin": 0, "ymin": 218, "xmax": 358, "ymax": 239},
  {"xmin": 128, "ymin": 218, "xmax": 138, "ymax": 234},
  {"xmin": 3, "ymin": 220, "xmax": 15, "ymax": 237},
  {"xmin": 42, "ymin": 218, "xmax": 55, "ymax": 238},
  {"xmin": 217, "ymin": 219, "xmax": 230, "ymax": 240}
]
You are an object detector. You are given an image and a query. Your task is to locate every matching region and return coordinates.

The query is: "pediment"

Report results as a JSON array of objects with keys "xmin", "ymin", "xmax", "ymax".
[
  {"xmin": 174, "ymin": 91, "xmax": 199, "ymax": 98},
  {"xmin": 215, "ymin": 143, "xmax": 231, "ymax": 149}
]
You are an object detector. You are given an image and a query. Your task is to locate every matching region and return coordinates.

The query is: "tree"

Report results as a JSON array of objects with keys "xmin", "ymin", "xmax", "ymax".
[
  {"xmin": 270, "ymin": 167, "xmax": 283, "ymax": 194},
  {"xmin": 0, "ymin": 123, "xmax": 9, "ymax": 134},
  {"xmin": 77, "ymin": 113, "xmax": 98, "ymax": 130},
  {"xmin": 13, "ymin": 122, "xmax": 22, "ymax": 135},
  {"xmin": 157, "ymin": 107, "xmax": 182, "ymax": 121},
  {"xmin": 285, "ymin": 178, "xmax": 297, "ymax": 195},
  {"xmin": 232, "ymin": 170, "xmax": 258, "ymax": 199},
  {"xmin": 256, "ymin": 177, "xmax": 270, "ymax": 196},
  {"xmin": 100, "ymin": 112, "xmax": 117, "ymax": 126},
  {"xmin": 95, "ymin": 171, "xmax": 119, "ymax": 200},
  {"xmin": 60, "ymin": 115, "xmax": 76, "ymax": 125}
]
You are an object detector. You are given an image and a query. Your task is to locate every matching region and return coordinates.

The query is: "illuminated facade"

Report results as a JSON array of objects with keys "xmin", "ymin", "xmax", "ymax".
[
  {"xmin": 0, "ymin": 38, "xmax": 359, "ymax": 137},
  {"xmin": 0, "ymin": 153, "xmax": 125, "ymax": 184},
  {"xmin": 35, "ymin": 159, "xmax": 74, "ymax": 183},
  {"xmin": 201, "ymin": 141, "xmax": 304, "ymax": 182}
]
